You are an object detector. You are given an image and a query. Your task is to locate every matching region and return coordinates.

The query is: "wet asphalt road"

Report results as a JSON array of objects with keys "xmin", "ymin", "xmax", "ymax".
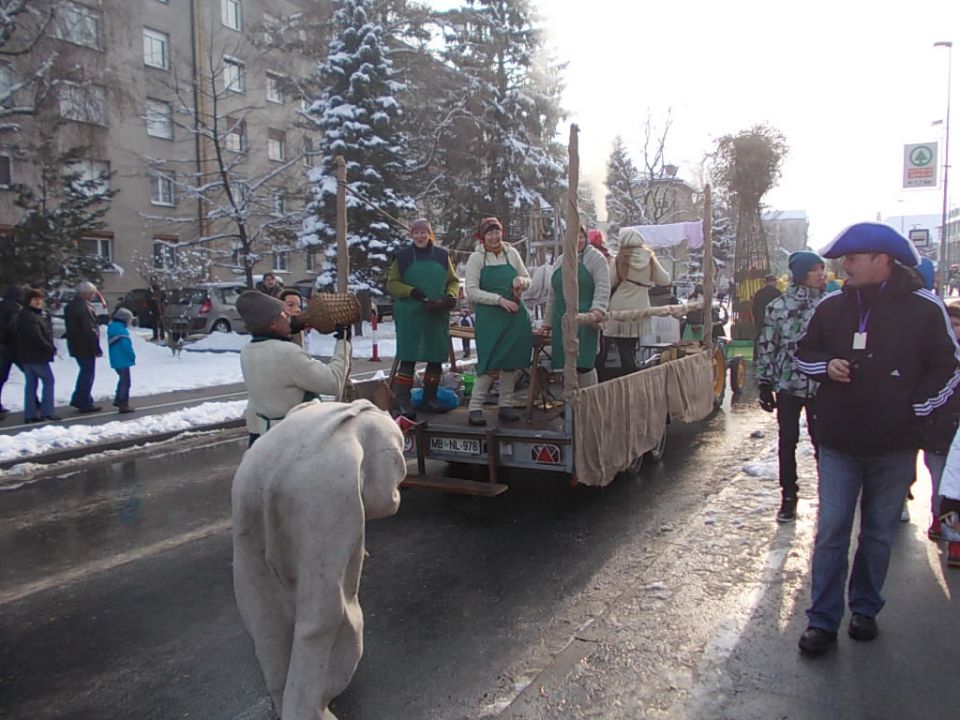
[{"xmin": 0, "ymin": 391, "xmax": 760, "ymax": 720}]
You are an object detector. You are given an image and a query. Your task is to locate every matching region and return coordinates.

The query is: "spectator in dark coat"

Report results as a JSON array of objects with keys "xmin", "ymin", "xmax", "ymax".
[
  {"xmin": 751, "ymin": 274, "xmax": 782, "ymax": 332},
  {"xmin": 0, "ymin": 285, "xmax": 25, "ymax": 415},
  {"xmin": 65, "ymin": 281, "xmax": 102, "ymax": 413},
  {"xmin": 256, "ymin": 272, "xmax": 283, "ymax": 298},
  {"xmin": 17, "ymin": 289, "xmax": 59, "ymax": 423}
]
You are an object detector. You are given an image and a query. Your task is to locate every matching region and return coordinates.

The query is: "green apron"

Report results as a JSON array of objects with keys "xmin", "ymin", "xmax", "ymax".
[
  {"xmin": 475, "ymin": 257, "xmax": 533, "ymax": 376},
  {"xmin": 394, "ymin": 255, "xmax": 451, "ymax": 363},
  {"xmin": 550, "ymin": 253, "xmax": 599, "ymax": 370}
]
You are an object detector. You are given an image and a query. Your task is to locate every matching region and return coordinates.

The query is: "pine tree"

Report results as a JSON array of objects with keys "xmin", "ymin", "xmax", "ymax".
[
  {"xmin": 301, "ymin": 0, "xmax": 415, "ymax": 292},
  {"xmin": 2, "ymin": 142, "xmax": 116, "ymax": 289},
  {"xmin": 604, "ymin": 136, "xmax": 643, "ymax": 237},
  {"xmin": 437, "ymin": 0, "xmax": 565, "ymax": 239}
]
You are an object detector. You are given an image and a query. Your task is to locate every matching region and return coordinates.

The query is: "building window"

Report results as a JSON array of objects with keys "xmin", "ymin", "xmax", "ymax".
[
  {"xmin": 265, "ymin": 72, "xmax": 283, "ymax": 104},
  {"xmin": 66, "ymin": 159, "xmax": 110, "ymax": 197},
  {"xmin": 153, "ymin": 240, "xmax": 177, "ymax": 269},
  {"xmin": 0, "ymin": 64, "xmax": 13, "ymax": 108},
  {"xmin": 273, "ymin": 250, "xmax": 289, "ymax": 272},
  {"xmin": 302, "ymin": 136, "xmax": 315, "ymax": 167},
  {"xmin": 59, "ymin": 83, "xmax": 107, "ymax": 126},
  {"xmin": 79, "ymin": 236, "xmax": 112, "ymax": 261},
  {"xmin": 224, "ymin": 116, "xmax": 246, "ymax": 152},
  {"xmin": 273, "ymin": 192, "xmax": 285, "ymax": 216},
  {"xmin": 305, "ymin": 248, "xmax": 316, "ymax": 272},
  {"xmin": 221, "ymin": 0, "xmax": 242, "ymax": 31},
  {"xmin": 0, "ymin": 153, "xmax": 12, "ymax": 189},
  {"xmin": 54, "ymin": 2, "xmax": 102, "ymax": 50},
  {"xmin": 150, "ymin": 172, "xmax": 175, "ymax": 206},
  {"xmin": 143, "ymin": 28, "xmax": 170, "ymax": 70},
  {"xmin": 145, "ymin": 98, "xmax": 173, "ymax": 139},
  {"xmin": 267, "ymin": 129, "xmax": 286, "ymax": 162},
  {"xmin": 223, "ymin": 57, "xmax": 245, "ymax": 93}
]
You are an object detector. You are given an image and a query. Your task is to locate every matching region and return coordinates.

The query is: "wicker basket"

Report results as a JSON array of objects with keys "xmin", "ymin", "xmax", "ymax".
[{"xmin": 304, "ymin": 292, "xmax": 362, "ymax": 334}]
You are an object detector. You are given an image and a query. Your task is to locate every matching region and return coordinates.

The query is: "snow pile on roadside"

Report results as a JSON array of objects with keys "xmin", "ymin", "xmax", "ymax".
[
  {"xmin": 0, "ymin": 400, "xmax": 246, "ymax": 464},
  {"xmin": 184, "ymin": 333, "xmax": 251, "ymax": 352}
]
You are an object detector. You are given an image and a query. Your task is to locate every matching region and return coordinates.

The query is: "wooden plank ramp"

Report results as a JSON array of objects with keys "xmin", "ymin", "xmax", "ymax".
[{"xmin": 401, "ymin": 474, "xmax": 509, "ymax": 497}]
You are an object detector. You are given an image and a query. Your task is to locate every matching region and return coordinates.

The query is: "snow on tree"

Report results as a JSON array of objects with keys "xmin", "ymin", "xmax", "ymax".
[
  {"xmin": 301, "ymin": 0, "xmax": 415, "ymax": 292},
  {"xmin": 604, "ymin": 135, "xmax": 643, "ymax": 237},
  {"xmin": 436, "ymin": 0, "xmax": 565, "ymax": 240},
  {"xmin": 2, "ymin": 141, "xmax": 117, "ymax": 289},
  {"xmin": 0, "ymin": 0, "xmax": 56, "ymax": 135}
]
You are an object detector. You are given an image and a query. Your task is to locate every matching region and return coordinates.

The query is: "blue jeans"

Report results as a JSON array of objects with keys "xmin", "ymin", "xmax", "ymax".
[
  {"xmin": 114, "ymin": 367, "xmax": 131, "ymax": 406},
  {"xmin": 23, "ymin": 363, "xmax": 54, "ymax": 420},
  {"xmin": 806, "ymin": 446, "xmax": 916, "ymax": 631},
  {"xmin": 71, "ymin": 356, "xmax": 96, "ymax": 409}
]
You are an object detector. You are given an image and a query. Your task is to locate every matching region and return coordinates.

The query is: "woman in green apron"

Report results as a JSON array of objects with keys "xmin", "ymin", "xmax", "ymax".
[
  {"xmin": 464, "ymin": 217, "xmax": 533, "ymax": 426},
  {"xmin": 387, "ymin": 218, "xmax": 460, "ymax": 418},
  {"xmin": 538, "ymin": 226, "xmax": 610, "ymax": 388}
]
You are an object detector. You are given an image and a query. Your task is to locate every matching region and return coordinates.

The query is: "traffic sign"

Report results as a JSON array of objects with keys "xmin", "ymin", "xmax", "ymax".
[{"xmin": 903, "ymin": 142, "xmax": 938, "ymax": 188}]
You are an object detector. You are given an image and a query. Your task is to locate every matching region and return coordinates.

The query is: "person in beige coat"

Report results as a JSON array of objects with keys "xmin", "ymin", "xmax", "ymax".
[
  {"xmin": 232, "ymin": 399, "xmax": 406, "ymax": 720},
  {"xmin": 237, "ymin": 291, "xmax": 351, "ymax": 446},
  {"xmin": 605, "ymin": 227, "xmax": 671, "ymax": 372}
]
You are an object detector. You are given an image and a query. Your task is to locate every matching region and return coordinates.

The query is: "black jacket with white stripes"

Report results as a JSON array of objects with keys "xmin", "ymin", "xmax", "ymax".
[{"xmin": 795, "ymin": 265, "xmax": 960, "ymax": 456}]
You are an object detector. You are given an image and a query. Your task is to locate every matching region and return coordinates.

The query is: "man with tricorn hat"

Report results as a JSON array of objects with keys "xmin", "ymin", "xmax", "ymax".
[
  {"xmin": 794, "ymin": 222, "xmax": 960, "ymax": 655},
  {"xmin": 387, "ymin": 218, "xmax": 460, "ymax": 418},
  {"xmin": 236, "ymin": 290, "xmax": 352, "ymax": 446}
]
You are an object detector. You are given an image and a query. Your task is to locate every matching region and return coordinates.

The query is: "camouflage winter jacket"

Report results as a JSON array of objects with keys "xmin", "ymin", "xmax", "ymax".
[{"xmin": 755, "ymin": 285, "xmax": 823, "ymax": 398}]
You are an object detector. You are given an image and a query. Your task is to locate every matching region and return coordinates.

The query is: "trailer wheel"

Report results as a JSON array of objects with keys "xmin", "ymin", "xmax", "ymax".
[
  {"xmin": 617, "ymin": 454, "xmax": 644, "ymax": 481},
  {"xmin": 712, "ymin": 346, "xmax": 727, "ymax": 409},
  {"xmin": 645, "ymin": 429, "xmax": 668, "ymax": 463},
  {"xmin": 729, "ymin": 356, "xmax": 746, "ymax": 395}
]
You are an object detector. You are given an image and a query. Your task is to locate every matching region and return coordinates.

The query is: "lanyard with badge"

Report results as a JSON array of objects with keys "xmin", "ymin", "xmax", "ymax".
[{"xmin": 854, "ymin": 281, "xmax": 886, "ymax": 350}]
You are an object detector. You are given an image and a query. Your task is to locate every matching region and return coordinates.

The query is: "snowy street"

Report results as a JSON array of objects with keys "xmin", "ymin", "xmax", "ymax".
[{"xmin": 1, "ymin": 382, "xmax": 957, "ymax": 720}]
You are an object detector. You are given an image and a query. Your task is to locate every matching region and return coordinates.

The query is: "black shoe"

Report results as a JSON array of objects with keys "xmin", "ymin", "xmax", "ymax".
[
  {"xmin": 848, "ymin": 613, "xmax": 878, "ymax": 641},
  {"xmin": 468, "ymin": 410, "xmax": 486, "ymax": 426},
  {"xmin": 798, "ymin": 626, "xmax": 837, "ymax": 655},
  {"xmin": 77, "ymin": 405, "xmax": 102, "ymax": 414},
  {"xmin": 42, "ymin": 415, "xmax": 62, "ymax": 421},
  {"xmin": 25, "ymin": 417, "xmax": 43, "ymax": 424},
  {"xmin": 497, "ymin": 407, "xmax": 521, "ymax": 422},
  {"xmin": 118, "ymin": 405, "xmax": 135, "ymax": 414},
  {"xmin": 777, "ymin": 497, "xmax": 798, "ymax": 523}
]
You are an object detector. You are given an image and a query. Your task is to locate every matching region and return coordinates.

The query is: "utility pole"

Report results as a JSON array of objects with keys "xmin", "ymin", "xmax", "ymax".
[{"xmin": 935, "ymin": 41, "xmax": 953, "ymax": 296}]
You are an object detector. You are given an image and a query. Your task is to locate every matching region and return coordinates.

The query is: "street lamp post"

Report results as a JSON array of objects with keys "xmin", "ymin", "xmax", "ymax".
[{"xmin": 935, "ymin": 41, "xmax": 953, "ymax": 296}]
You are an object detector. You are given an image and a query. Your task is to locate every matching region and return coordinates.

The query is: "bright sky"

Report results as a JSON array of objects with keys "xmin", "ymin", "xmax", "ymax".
[{"xmin": 427, "ymin": 0, "xmax": 959, "ymax": 248}]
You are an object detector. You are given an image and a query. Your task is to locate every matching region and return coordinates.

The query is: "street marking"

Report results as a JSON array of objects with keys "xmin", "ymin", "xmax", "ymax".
[{"xmin": 0, "ymin": 519, "xmax": 231, "ymax": 606}]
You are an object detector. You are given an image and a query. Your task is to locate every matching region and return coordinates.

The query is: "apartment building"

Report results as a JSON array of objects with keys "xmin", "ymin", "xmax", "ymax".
[{"xmin": 0, "ymin": 0, "xmax": 329, "ymax": 305}]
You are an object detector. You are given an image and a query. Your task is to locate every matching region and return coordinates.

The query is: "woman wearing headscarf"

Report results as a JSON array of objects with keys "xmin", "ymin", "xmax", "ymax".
[
  {"xmin": 538, "ymin": 226, "xmax": 610, "ymax": 387},
  {"xmin": 604, "ymin": 227, "xmax": 671, "ymax": 373},
  {"xmin": 465, "ymin": 216, "xmax": 533, "ymax": 426},
  {"xmin": 387, "ymin": 218, "xmax": 460, "ymax": 417}
]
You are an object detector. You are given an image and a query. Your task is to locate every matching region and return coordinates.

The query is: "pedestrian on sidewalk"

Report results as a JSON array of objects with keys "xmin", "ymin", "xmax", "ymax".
[
  {"xmin": 934, "ymin": 425, "xmax": 960, "ymax": 567},
  {"xmin": 794, "ymin": 223, "xmax": 960, "ymax": 655},
  {"xmin": 236, "ymin": 291, "xmax": 351, "ymax": 447},
  {"xmin": 457, "ymin": 305, "xmax": 475, "ymax": 359},
  {"xmin": 65, "ymin": 281, "xmax": 102, "ymax": 414},
  {"xmin": 755, "ymin": 251, "xmax": 826, "ymax": 522},
  {"xmin": 0, "ymin": 284, "xmax": 25, "ymax": 415},
  {"xmin": 108, "ymin": 308, "xmax": 136, "ymax": 414},
  {"xmin": 16, "ymin": 289, "xmax": 59, "ymax": 423}
]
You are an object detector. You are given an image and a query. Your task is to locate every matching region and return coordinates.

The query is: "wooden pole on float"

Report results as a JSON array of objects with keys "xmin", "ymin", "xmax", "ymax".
[
  {"xmin": 561, "ymin": 124, "xmax": 581, "ymax": 398},
  {"xmin": 701, "ymin": 184, "xmax": 714, "ymax": 352},
  {"xmin": 336, "ymin": 155, "xmax": 348, "ymax": 294}
]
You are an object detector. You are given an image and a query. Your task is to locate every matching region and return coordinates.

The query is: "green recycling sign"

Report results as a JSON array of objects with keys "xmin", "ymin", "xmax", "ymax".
[{"xmin": 903, "ymin": 142, "xmax": 938, "ymax": 188}]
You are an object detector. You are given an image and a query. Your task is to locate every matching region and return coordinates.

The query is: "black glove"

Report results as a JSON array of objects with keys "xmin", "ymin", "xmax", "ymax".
[
  {"xmin": 758, "ymin": 385, "xmax": 777, "ymax": 412},
  {"xmin": 334, "ymin": 324, "xmax": 352, "ymax": 341},
  {"xmin": 444, "ymin": 296, "xmax": 457, "ymax": 310},
  {"xmin": 290, "ymin": 315, "xmax": 306, "ymax": 334},
  {"xmin": 424, "ymin": 298, "xmax": 449, "ymax": 312},
  {"xmin": 409, "ymin": 288, "xmax": 426, "ymax": 302}
]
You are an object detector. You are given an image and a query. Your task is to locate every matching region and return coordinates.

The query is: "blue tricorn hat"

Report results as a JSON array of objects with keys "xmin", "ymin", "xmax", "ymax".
[
  {"xmin": 917, "ymin": 257, "xmax": 936, "ymax": 290},
  {"xmin": 819, "ymin": 222, "xmax": 920, "ymax": 267}
]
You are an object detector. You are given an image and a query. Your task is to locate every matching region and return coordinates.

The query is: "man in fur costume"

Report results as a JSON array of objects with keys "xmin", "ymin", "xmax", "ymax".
[{"xmin": 232, "ymin": 399, "xmax": 406, "ymax": 720}]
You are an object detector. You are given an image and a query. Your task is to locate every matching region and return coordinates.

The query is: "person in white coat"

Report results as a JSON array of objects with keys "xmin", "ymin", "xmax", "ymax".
[
  {"xmin": 232, "ymin": 399, "xmax": 406, "ymax": 720},
  {"xmin": 604, "ymin": 227, "xmax": 671, "ymax": 372},
  {"xmin": 236, "ymin": 291, "xmax": 351, "ymax": 446}
]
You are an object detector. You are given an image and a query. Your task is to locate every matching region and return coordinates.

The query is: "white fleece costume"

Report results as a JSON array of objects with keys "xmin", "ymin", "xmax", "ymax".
[{"xmin": 232, "ymin": 400, "xmax": 406, "ymax": 720}]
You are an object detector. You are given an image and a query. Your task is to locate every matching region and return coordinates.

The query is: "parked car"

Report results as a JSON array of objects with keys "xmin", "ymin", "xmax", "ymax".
[
  {"xmin": 118, "ymin": 288, "xmax": 158, "ymax": 328},
  {"xmin": 162, "ymin": 283, "xmax": 247, "ymax": 337}
]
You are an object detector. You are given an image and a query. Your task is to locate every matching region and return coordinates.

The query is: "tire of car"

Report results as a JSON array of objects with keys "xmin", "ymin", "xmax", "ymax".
[{"xmin": 211, "ymin": 319, "xmax": 231, "ymax": 333}]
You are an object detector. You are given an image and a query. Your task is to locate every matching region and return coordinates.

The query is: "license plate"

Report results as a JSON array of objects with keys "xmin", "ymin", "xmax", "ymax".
[{"xmin": 429, "ymin": 436, "xmax": 482, "ymax": 456}]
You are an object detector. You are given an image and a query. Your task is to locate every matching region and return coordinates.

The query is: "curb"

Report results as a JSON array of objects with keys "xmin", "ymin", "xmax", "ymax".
[{"xmin": 0, "ymin": 418, "xmax": 246, "ymax": 471}]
